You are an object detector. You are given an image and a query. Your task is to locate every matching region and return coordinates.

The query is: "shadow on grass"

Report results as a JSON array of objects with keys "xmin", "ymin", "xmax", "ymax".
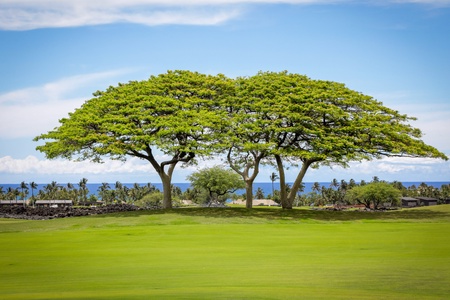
[{"xmin": 91, "ymin": 205, "xmax": 450, "ymax": 222}]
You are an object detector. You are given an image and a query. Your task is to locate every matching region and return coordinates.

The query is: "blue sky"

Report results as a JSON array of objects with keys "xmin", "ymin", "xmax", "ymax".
[{"xmin": 0, "ymin": 0, "xmax": 449, "ymax": 184}]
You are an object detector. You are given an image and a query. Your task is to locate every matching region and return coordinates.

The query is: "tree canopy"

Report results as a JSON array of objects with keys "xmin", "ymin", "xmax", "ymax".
[
  {"xmin": 35, "ymin": 70, "xmax": 448, "ymax": 209},
  {"xmin": 187, "ymin": 166, "xmax": 245, "ymax": 206},
  {"xmin": 34, "ymin": 70, "xmax": 232, "ymax": 209},
  {"xmin": 345, "ymin": 182, "xmax": 402, "ymax": 209},
  {"xmin": 233, "ymin": 71, "xmax": 447, "ymax": 208}
]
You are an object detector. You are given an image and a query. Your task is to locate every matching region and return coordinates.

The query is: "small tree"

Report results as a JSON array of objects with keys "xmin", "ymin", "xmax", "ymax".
[
  {"xmin": 345, "ymin": 182, "xmax": 401, "ymax": 210},
  {"xmin": 187, "ymin": 166, "xmax": 245, "ymax": 207},
  {"xmin": 135, "ymin": 192, "xmax": 163, "ymax": 209},
  {"xmin": 255, "ymin": 187, "xmax": 265, "ymax": 199}
]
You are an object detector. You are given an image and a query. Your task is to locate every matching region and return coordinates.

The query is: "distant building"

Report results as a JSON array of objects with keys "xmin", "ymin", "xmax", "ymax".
[
  {"xmin": 35, "ymin": 200, "xmax": 73, "ymax": 207},
  {"xmin": 416, "ymin": 197, "xmax": 438, "ymax": 206},
  {"xmin": 232, "ymin": 199, "xmax": 279, "ymax": 206},
  {"xmin": 401, "ymin": 197, "xmax": 419, "ymax": 208},
  {"xmin": 0, "ymin": 200, "xmax": 25, "ymax": 206},
  {"xmin": 181, "ymin": 200, "xmax": 194, "ymax": 206},
  {"xmin": 253, "ymin": 199, "xmax": 279, "ymax": 206}
]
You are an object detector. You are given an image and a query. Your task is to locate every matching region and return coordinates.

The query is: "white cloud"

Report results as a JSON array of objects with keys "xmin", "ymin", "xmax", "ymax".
[
  {"xmin": 1, "ymin": 0, "xmax": 449, "ymax": 31},
  {"xmin": 0, "ymin": 69, "xmax": 134, "ymax": 138},
  {"xmin": 0, "ymin": 155, "xmax": 150, "ymax": 175},
  {"xmin": 0, "ymin": 1, "xmax": 242, "ymax": 30},
  {"xmin": 0, "ymin": 154, "xmax": 225, "ymax": 183},
  {"xmin": 352, "ymin": 156, "xmax": 446, "ymax": 171},
  {"xmin": 298, "ymin": 155, "xmax": 450, "ymax": 182}
]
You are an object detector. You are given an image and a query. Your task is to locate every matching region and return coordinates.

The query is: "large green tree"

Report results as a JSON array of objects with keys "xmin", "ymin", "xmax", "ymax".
[
  {"xmin": 238, "ymin": 71, "xmax": 448, "ymax": 209},
  {"xmin": 34, "ymin": 71, "xmax": 232, "ymax": 209},
  {"xmin": 222, "ymin": 76, "xmax": 276, "ymax": 208}
]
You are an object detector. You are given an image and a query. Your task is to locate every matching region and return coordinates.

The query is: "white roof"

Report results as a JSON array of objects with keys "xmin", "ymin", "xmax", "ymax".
[{"xmin": 35, "ymin": 200, "xmax": 73, "ymax": 204}]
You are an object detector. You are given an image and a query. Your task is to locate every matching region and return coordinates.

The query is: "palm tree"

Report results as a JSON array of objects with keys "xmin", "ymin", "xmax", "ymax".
[
  {"xmin": 320, "ymin": 186, "xmax": 331, "ymax": 206},
  {"xmin": 269, "ymin": 172, "xmax": 279, "ymax": 199},
  {"xmin": 78, "ymin": 178, "xmax": 89, "ymax": 205},
  {"xmin": 312, "ymin": 182, "xmax": 321, "ymax": 193},
  {"xmin": 66, "ymin": 183, "xmax": 77, "ymax": 201},
  {"xmin": 348, "ymin": 178, "xmax": 357, "ymax": 189},
  {"xmin": 255, "ymin": 187, "xmax": 265, "ymax": 199},
  {"xmin": 30, "ymin": 182, "xmax": 38, "ymax": 199},
  {"xmin": 115, "ymin": 181, "xmax": 126, "ymax": 203},
  {"xmin": 6, "ymin": 187, "xmax": 18, "ymax": 200},
  {"xmin": 330, "ymin": 178, "xmax": 340, "ymax": 189},
  {"xmin": 20, "ymin": 181, "xmax": 29, "ymax": 206},
  {"xmin": 45, "ymin": 181, "xmax": 60, "ymax": 199},
  {"xmin": 340, "ymin": 180, "xmax": 348, "ymax": 191},
  {"xmin": 98, "ymin": 182, "xmax": 111, "ymax": 204},
  {"xmin": 29, "ymin": 182, "xmax": 38, "ymax": 207}
]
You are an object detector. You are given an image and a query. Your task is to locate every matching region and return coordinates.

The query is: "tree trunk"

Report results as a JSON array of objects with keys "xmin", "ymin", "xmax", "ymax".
[
  {"xmin": 160, "ymin": 173, "xmax": 172, "ymax": 209},
  {"xmin": 245, "ymin": 180, "xmax": 254, "ymax": 209},
  {"xmin": 226, "ymin": 148, "xmax": 264, "ymax": 209},
  {"xmin": 275, "ymin": 155, "xmax": 289, "ymax": 209},
  {"xmin": 286, "ymin": 159, "xmax": 313, "ymax": 208}
]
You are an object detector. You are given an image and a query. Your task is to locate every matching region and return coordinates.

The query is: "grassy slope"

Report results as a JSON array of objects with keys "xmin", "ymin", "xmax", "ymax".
[{"xmin": 1, "ymin": 205, "xmax": 450, "ymax": 299}]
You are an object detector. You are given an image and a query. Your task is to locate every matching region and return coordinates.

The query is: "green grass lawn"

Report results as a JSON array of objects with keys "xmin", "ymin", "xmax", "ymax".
[{"xmin": 1, "ymin": 205, "xmax": 450, "ymax": 299}]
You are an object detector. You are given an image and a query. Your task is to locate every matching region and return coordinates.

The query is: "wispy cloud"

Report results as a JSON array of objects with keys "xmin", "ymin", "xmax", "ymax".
[
  {"xmin": 0, "ymin": 155, "xmax": 224, "ymax": 183},
  {"xmin": 0, "ymin": 155, "xmax": 151, "ymax": 175},
  {"xmin": 1, "ymin": 0, "xmax": 449, "ymax": 31},
  {"xmin": 0, "ymin": 69, "xmax": 134, "ymax": 138},
  {"xmin": 343, "ymin": 156, "xmax": 450, "ymax": 180},
  {"xmin": 0, "ymin": 1, "xmax": 242, "ymax": 30},
  {"xmin": 301, "ymin": 155, "xmax": 450, "ymax": 182},
  {"xmin": 2, "ymin": 154, "xmax": 448, "ymax": 184}
]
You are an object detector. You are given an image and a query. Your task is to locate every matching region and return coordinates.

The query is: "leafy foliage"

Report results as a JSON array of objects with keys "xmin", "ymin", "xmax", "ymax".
[
  {"xmin": 345, "ymin": 181, "xmax": 402, "ymax": 209},
  {"xmin": 232, "ymin": 71, "xmax": 447, "ymax": 208},
  {"xmin": 34, "ymin": 70, "xmax": 447, "ymax": 209},
  {"xmin": 34, "ymin": 71, "xmax": 233, "ymax": 208},
  {"xmin": 187, "ymin": 166, "xmax": 245, "ymax": 206}
]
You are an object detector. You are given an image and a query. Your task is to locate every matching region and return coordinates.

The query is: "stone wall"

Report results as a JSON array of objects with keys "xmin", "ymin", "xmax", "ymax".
[{"xmin": 0, "ymin": 204, "xmax": 142, "ymax": 220}]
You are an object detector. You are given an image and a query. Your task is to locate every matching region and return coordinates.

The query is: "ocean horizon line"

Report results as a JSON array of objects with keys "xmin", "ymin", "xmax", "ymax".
[
  {"xmin": 2, "ymin": 180, "xmax": 449, "ymax": 185},
  {"xmin": 2, "ymin": 181, "xmax": 449, "ymax": 198}
]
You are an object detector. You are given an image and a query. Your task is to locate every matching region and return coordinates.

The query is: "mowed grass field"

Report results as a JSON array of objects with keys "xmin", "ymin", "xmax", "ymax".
[{"xmin": 1, "ymin": 205, "xmax": 450, "ymax": 299}]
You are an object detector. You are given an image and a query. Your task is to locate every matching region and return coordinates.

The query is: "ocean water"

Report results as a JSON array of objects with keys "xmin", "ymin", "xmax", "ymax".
[{"xmin": 1, "ymin": 181, "xmax": 449, "ymax": 199}]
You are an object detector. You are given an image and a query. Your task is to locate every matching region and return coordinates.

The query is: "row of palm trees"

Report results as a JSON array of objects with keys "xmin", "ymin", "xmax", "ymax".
[
  {"xmin": 295, "ymin": 178, "xmax": 450, "ymax": 206},
  {"xmin": 0, "ymin": 179, "xmax": 160, "ymax": 205},
  {"xmin": 1, "ymin": 177, "xmax": 449, "ymax": 207},
  {"xmin": 264, "ymin": 175, "xmax": 450, "ymax": 206}
]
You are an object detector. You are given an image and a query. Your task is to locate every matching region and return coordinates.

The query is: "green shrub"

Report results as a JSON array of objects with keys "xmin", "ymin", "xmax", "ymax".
[{"xmin": 135, "ymin": 192, "xmax": 163, "ymax": 209}]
